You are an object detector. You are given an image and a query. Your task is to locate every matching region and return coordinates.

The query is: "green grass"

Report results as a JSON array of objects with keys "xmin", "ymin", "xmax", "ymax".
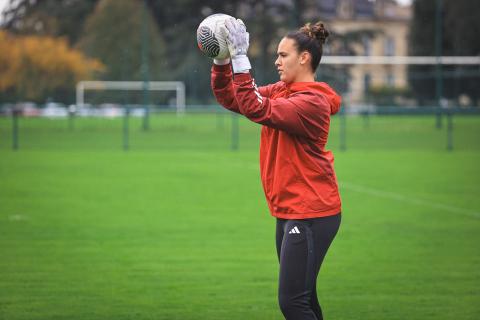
[{"xmin": 1, "ymin": 113, "xmax": 479, "ymax": 319}]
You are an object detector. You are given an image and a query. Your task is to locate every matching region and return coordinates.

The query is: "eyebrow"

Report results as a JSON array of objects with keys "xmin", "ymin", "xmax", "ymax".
[{"xmin": 277, "ymin": 51, "xmax": 287, "ymax": 55}]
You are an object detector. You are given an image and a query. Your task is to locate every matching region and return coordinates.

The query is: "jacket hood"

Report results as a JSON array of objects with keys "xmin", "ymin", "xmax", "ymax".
[{"xmin": 288, "ymin": 81, "xmax": 342, "ymax": 115}]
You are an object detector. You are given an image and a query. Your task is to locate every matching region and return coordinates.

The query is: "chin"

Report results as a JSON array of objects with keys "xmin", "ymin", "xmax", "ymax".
[{"xmin": 280, "ymin": 74, "xmax": 290, "ymax": 83}]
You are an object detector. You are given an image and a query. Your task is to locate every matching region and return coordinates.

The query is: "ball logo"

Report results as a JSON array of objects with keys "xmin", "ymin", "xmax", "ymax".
[{"xmin": 197, "ymin": 26, "xmax": 220, "ymax": 58}]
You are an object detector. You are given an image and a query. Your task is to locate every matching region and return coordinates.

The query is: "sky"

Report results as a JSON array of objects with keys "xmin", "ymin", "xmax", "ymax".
[
  {"xmin": 0, "ymin": 0, "xmax": 7, "ymax": 12},
  {"xmin": 0, "ymin": 0, "xmax": 413, "ymax": 23},
  {"xmin": 0, "ymin": 0, "xmax": 8, "ymax": 23}
]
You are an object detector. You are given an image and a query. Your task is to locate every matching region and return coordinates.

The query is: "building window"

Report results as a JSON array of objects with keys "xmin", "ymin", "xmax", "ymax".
[
  {"xmin": 384, "ymin": 36, "xmax": 395, "ymax": 56},
  {"xmin": 386, "ymin": 72, "xmax": 395, "ymax": 87},
  {"xmin": 337, "ymin": 0, "xmax": 354, "ymax": 19},
  {"xmin": 363, "ymin": 37, "xmax": 371, "ymax": 56},
  {"xmin": 364, "ymin": 73, "xmax": 371, "ymax": 94}
]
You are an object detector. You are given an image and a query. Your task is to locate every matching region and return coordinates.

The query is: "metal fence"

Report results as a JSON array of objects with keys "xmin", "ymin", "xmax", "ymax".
[{"xmin": 1, "ymin": 104, "xmax": 479, "ymax": 152}]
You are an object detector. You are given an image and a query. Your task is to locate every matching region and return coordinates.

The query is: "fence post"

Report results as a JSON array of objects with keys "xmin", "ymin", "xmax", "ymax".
[
  {"xmin": 141, "ymin": 0, "xmax": 150, "ymax": 131},
  {"xmin": 435, "ymin": 0, "xmax": 443, "ymax": 129},
  {"xmin": 362, "ymin": 110, "xmax": 370, "ymax": 130},
  {"xmin": 231, "ymin": 113, "xmax": 239, "ymax": 151},
  {"xmin": 68, "ymin": 106, "xmax": 75, "ymax": 131},
  {"xmin": 12, "ymin": 108, "xmax": 19, "ymax": 151},
  {"xmin": 123, "ymin": 105, "xmax": 130, "ymax": 151},
  {"xmin": 447, "ymin": 111, "xmax": 453, "ymax": 151}
]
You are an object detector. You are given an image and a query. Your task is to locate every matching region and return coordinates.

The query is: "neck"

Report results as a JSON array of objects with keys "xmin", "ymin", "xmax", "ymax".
[{"xmin": 292, "ymin": 71, "xmax": 315, "ymax": 83}]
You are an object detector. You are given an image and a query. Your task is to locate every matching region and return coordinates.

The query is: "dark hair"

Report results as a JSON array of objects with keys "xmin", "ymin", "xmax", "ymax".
[{"xmin": 285, "ymin": 21, "xmax": 329, "ymax": 72}]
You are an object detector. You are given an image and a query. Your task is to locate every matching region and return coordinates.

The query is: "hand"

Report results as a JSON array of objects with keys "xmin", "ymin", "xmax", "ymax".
[
  {"xmin": 225, "ymin": 18, "xmax": 251, "ymax": 73},
  {"xmin": 213, "ymin": 24, "xmax": 230, "ymax": 65},
  {"xmin": 225, "ymin": 18, "xmax": 249, "ymax": 57}
]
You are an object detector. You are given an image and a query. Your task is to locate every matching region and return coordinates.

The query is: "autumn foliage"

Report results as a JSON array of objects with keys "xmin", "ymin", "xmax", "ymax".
[{"xmin": 0, "ymin": 30, "xmax": 104, "ymax": 102}]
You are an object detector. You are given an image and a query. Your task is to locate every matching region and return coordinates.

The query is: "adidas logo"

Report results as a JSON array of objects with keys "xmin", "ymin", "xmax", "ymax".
[{"xmin": 288, "ymin": 226, "xmax": 300, "ymax": 234}]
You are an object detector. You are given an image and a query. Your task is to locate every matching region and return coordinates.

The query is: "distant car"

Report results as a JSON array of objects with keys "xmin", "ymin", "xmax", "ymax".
[
  {"xmin": 42, "ymin": 102, "xmax": 68, "ymax": 118},
  {"xmin": 10, "ymin": 102, "xmax": 40, "ymax": 117},
  {"xmin": 75, "ymin": 103, "xmax": 95, "ymax": 117},
  {"xmin": 99, "ymin": 103, "xmax": 122, "ymax": 118},
  {"xmin": 130, "ymin": 107, "xmax": 146, "ymax": 117},
  {"xmin": 23, "ymin": 105, "xmax": 41, "ymax": 117},
  {"xmin": 0, "ymin": 103, "xmax": 14, "ymax": 116}
]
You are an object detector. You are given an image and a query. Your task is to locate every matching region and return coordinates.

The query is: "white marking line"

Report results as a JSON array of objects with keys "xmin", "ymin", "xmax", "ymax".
[
  {"xmin": 8, "ymin": 214, "xmax": 28, "ymax": 221},
  {"xmin": 342, "ymin": 182, "xmax": 480, "ymax": 219}
]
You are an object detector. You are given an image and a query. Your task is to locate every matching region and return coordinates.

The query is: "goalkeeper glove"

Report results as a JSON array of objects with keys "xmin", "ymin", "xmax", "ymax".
[{"xmin": 225, "ymin": 18, "xmax": 251, "ymax": 73}]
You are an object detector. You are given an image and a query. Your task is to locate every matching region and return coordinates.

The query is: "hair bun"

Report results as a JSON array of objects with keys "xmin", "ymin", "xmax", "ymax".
[{"xmin": 300, "ymin": 21, "xmax": 329, "ymax": 45}]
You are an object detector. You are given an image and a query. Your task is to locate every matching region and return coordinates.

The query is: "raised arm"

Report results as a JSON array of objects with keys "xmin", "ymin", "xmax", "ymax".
[
  {"xmin": 211, "ymin": 63, "xmax": 242, "ymax": 114},
  {"xmin": 233, "ymin": 73, "xmax": 333, "ymax": 140}
]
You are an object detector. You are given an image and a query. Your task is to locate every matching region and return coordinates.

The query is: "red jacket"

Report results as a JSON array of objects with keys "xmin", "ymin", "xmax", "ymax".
[{"xmin": 212, "ymin": 64, "xmax": 341, "ymax": 219}]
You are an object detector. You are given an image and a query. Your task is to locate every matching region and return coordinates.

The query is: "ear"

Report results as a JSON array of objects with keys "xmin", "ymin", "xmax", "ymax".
[{"xmin": 299, "ymin": 51, "xmax": 311, "ymax": 66}]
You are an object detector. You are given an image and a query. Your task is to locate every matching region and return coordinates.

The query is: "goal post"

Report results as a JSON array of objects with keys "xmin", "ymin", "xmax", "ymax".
[{"xmin": 76, "ymin": 81, "xmax": 186, "ymax": 115}]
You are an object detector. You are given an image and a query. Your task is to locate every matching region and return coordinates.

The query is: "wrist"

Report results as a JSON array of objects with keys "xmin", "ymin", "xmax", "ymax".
[
  {"xmin": 213, "ymin": 58, "xmax": 231, "ymax": 65},
  {"xmin": 231, "ymin": 55, "xmax": 251, "ymax": 73}
]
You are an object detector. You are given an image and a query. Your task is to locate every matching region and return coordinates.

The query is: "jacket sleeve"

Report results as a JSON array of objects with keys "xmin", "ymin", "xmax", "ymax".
[
  {"xmin": 211, "ymin": 64, "xmax": 242, "ymax": 114},
  {"xmin": 233, "ymin": 73, "xmax": 331, "ymax": 140},
  {"xmin": 257, "ymin": 83, "xmax": 275, "ymax": 98}
]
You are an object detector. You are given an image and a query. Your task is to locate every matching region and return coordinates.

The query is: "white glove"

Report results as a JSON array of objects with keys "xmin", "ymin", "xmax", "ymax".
[
  {"xmin": 213, "ymin": 25, "xmax": 231, "ymax": 66},
  {"xmin": 225, "ymin": 18, "xmax": 251, "ymax": 73}
]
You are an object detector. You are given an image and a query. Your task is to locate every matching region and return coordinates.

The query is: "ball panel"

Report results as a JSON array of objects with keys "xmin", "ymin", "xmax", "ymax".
[
  {"xmin": 196, "ymin": 13, "xmax": 233, "ymax": 60},
  {"xmin": 197, "ymin": 26, "xmax": 220, "ymax": 58}
]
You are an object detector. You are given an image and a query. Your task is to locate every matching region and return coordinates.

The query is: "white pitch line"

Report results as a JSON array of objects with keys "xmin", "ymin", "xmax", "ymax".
[
  {"xmin": 8, "ymin": 214, "xmax": 28, "ymax": 221},
  {"xmin": 341, "ymin": 182, "xmax": 480, "ymax": 219}
]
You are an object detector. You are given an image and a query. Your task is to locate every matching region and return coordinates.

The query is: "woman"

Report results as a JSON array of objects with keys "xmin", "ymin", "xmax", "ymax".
[{"xmin": 211, "ymin": 18, "xmax": 342, "ymax": 320}]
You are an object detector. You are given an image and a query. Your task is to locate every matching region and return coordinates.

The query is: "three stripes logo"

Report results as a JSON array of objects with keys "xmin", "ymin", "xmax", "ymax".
[
  {"xmin": 288, "ymin": 226, "xmax": 301, "ymax": 234},
  {"xmin": 252, "ymin": 79, "xmax": 263, "ymax": 105},
  {"xmin": 197, "ymin": 26, "xmax": 220, "ymax": 58}
]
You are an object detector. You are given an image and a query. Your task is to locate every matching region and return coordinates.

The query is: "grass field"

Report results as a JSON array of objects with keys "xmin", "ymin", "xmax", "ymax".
[{"xmin": 1, "ymin": 113, "xmax": 479, "ymax": 319}]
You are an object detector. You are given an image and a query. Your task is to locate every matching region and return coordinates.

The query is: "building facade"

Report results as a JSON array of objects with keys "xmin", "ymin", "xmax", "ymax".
[{"xmin": 314, "ymin": 0, "xmax": 412, "ymax": 103}]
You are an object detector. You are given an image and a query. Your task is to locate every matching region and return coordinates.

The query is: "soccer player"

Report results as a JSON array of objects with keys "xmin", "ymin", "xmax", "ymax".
[{"xmin": 211, "ymin": 18, "xmax": 342, "ymax": 320}]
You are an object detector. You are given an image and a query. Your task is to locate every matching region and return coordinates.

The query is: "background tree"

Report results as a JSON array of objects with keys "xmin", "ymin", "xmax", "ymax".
[
  {"xmin": 1, "ymin": 0, "xmax": 99, "ymax": 44},
  {"xmin": 77, "ymin": 0, "xmax": 167, "ymax": 83},
  {"xmin": 145, "ymin": 0, "xmax": 247, "ymax": 103},
  {"xmin": 1, "ymin": 0, "xmax": 379, "ymax": 104},
  {"xmin": 0, "ymin": 30, "xmax": 104, "ymax": 103},
  {"xmin": 0, "ymin": 30, "xmax": 21, "ymax": 93},
  {"xmin": 408, "ymin": 0, "xmax": 480, "ymax": 105},
  {"xmin": 146, "ymin": 0, "xmax": 374, "ymax": 102}
]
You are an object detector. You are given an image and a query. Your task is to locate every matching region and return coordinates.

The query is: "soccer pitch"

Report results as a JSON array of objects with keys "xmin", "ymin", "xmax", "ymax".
[{"xmin": 1, "ymin": 113, "xmax": 479, "ymax": 319}]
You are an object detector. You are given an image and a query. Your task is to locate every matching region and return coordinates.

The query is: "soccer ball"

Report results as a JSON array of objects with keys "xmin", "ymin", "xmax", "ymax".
[{"xmin": 196, "ymin": 13, "xmax": 233, "ymax": 60}]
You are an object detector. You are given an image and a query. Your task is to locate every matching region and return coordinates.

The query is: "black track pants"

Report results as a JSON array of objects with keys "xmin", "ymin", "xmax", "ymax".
[{"xmin": 276, "ymin": 214, "xmax": 341, "ymax": 320}]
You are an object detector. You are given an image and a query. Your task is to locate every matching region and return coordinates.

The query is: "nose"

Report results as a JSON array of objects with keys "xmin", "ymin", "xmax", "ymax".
[{"xmin": 275, "ymin": 56, "xmax": 280, "ymax": 67}]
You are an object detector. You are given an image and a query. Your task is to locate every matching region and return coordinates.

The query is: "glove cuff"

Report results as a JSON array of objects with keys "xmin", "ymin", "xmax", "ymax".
[
  {"xmin": 231, "ymin": 55, "xmax": 251, "ymax": 73},
  {"xmin": 213, "ymin": 58, "xmax": 231, "ymax": 65}
]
